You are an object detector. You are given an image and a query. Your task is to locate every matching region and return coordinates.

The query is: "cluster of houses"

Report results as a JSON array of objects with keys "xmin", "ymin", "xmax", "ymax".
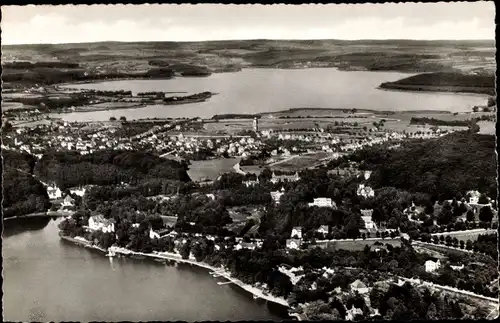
[
  {"xmin": 5, "ymin": 121, "xmax": 133, "ymax": 156},
  {"xmin": 138, "ymin": 132, "xmax": 265, "ymax": 159}
]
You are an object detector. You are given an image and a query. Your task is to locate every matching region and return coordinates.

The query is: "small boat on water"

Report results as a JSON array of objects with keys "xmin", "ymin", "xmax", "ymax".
[{"xmin": 253, "ymin": 294, "xmax": 259, "ymax": 299}]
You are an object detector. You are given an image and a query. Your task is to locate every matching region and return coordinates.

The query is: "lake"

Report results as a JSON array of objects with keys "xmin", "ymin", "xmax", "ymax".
[
  {"xmin": 52, "ymin": 68, "xmax": 487, "ymax": 121},
  {"xmin": 2, "ymin": 218, "xmax": 287, "ymax": 322}
]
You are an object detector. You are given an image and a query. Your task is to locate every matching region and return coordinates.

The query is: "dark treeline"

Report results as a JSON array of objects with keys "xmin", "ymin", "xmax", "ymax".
[
  {"xmin": 2, "ymin": 150, "xmax": 50, "ymax": 218},
  {"xmin": 3, "ymin": 61, "xmax": 80, "ymax": 69},
  {"xmin": 34, "ymin": 150, "xmax": 191, "ymax": 190},
  {"xmin": 163, "ymin": 91, "xmax": 212, "ymax": 103},
  {"xmin": 85, "ymin": 89, "xmax": 132, "ymax": 96},
  {"xmin": 409, "ymin": 117, "xmax": 472, "ymax": 127},
  {"xmin": 211, "ymin": 114, "xmax": 261, "ymax": 120}
]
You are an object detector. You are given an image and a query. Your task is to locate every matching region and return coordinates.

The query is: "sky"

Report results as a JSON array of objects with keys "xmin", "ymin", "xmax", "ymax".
[{"xmin": 1, "ymin": 2, "xmax": 495, "ymax": 45}]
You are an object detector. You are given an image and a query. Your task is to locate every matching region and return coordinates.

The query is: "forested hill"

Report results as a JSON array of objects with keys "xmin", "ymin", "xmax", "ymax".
[
  {"xmin": 363, "ymin": 131, "xmax": 497, "ymax": 199},
  {"xmin": 34, "ymin": 150, "xmax": 191, "ymax": 190},
  {"xmin": 2, "ymin": 150, "xmax": 50, "ymax": 218},
  {"xmin": 380, "ymin": 72, "xmax": 495, "ymax": 95},
  {"xmin": 2, "ymin": 149, "xmax": 37, "ymax": 174}
]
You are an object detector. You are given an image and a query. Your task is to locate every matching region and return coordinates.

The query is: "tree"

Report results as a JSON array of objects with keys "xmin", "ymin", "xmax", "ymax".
[
  {"xmin": 369, "ymin": 287, "xmax": 384, "ymax": 310},
  {"xmin": 459, "ymin": 240, "xmax": 465, "ymax": 249},
  {"xmin": 466, "ymin": 209, "xmax": 475, "ymax": 222},
  {"xmin": 437, "ymin": 206, "xmax": 453, "ymax": 226},
  {"xmin": 426, "ymin": 303, "xmax": 438, "ymax": 320},
  {"xmin": 372, "ymin": 208, "xmax": 385, "ymax": 225},
  {"xmin": 479, "ymin": 206, "xmax": 493, "ymax": 224},
  {"xmin": 478, "ymin": 194, "xmax": 489, "ymax": 205},
  {"xmin": 109, "ymin": 116, "xmax": 117, "ymax": 121},
  {"xmin": 424, "ymin": 203, "xmax": 434, "ymax": 215},
  {"xmin": 465, "ymin": 239, "xmax": 473, "ymax": 250},
  {"xmin": 119, "ymin": 116, "xmax": 127, "ymax": 122}
]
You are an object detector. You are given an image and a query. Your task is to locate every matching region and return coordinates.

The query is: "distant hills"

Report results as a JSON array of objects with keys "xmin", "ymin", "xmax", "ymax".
[{"xmin": 2, "ymin": 39, "xmax": 495, "ymax": 76}]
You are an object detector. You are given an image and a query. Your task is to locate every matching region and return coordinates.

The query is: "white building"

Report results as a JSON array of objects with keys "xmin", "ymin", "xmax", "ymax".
[
  {"xmin": 291, "ymin": 227, "xmax": 302, "ymax": 239},
  {"xmin": 361, "ymin": 216, "xmax": 377, "ymax": 230},
  {"xmin": 234, "ymin": 242, "xmax": 257, "ymax": 251},
  {"xmin": 47, "ymin": 185, "xmax": 62, "ymax": 200},
  {"xmin": 425, "ymin": 259, "xmax": 441, "ymax": 273},
  {"xmin": 466, "ymin": 190, "xmax": 481, "ymax": 204},
  {"xmin": 89, "ymin": 215, "xmax": 115, "ymax": 233},
  {"xmin": 308, "ymin": 197, "xmax": 336, "ymax": 208},
  {"xmin": 364, "ymin": 171, "xmax": 372, "ymax": 180},
  {"xmin": 286, "ymin": 239, "xmax": 302, "ymax": 250},
  {"xmin": 450, "ymin": 264, "xmax": 464, "ymax": 271},
  {"xmin": 61, "ymin": 195, "xmax": 75, "ymax": 208},
  {"xmin": 316, "ymin": 225, "xmax": 329, "ymax": 235},
  {"xmin": 149, "ymin": 229, "xmax": 160, "ymax": 240},
  {"xmin": 243, "ymin": 178, "xmax": 259, "ymax": 187},
  {"xmin": 270, "ymin": 172, "xmax": 300, "ymax": 184},
  {"xmin": 270, "ymin": 191, "xmax": 285, "ymax": 204},
  {"xmin": 350, "ymin": 279, "xmax": 369, "ymax": 294},
  {"xmin": 69, "ymin": 186, "xmax": 87, "ymax": 197},
  {"xmin": 357, "ymin": 184, "xmax": 375, "ymax": 198}
]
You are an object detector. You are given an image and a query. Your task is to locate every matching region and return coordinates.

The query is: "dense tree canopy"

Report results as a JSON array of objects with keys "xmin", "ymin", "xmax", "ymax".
[{"xmin": 34, "ymin": 150, "xmax": 191, "ymax": 190}]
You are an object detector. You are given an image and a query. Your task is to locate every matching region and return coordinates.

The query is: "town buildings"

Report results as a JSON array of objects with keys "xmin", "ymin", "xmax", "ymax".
[
  {"xmin": 271, "ymin": 172, "xmax": 300, "ymax": 184},
  {"xmin": 308, "ymin": 197, "xmax": 336, "ymax": 208}
]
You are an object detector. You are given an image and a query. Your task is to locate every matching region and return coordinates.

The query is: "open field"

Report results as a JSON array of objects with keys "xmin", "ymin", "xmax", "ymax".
[
  {"xmin": 271, "ymin": 152, "xmax": 333, "ymax": 171},
  {"xmin": 316, "ymin": 238, "xmax": 402, "ymax": 251},
  {"xmin": 477, "ymin": 120, "xmax": 496, "ymax": 135},
  {"xmin": 431, "ymin": 229, "xmax": 497, "ymax": 242},
  {"xmin": 187, "ymin": 158, "xmax": 240, "ymax": 182}
]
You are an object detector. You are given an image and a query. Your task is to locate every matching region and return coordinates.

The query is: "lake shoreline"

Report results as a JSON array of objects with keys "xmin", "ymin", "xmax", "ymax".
[{"xmin": 59, "ymin": 234, "xmax": 291, "ymax": 310}]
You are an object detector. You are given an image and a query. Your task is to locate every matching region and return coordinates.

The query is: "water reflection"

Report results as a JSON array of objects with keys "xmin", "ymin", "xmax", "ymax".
[{"xmin": 2, "ymin": 217, "xmax": 51, "ymax": 238}]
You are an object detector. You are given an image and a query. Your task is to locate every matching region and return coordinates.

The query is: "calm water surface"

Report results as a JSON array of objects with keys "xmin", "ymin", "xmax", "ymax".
[
  {"xmin": 52, "ymin": 68, "xmax": 487, "ymax": 121},
  {"xmin": 2, "ymin": 218, "xmax": 286, "ymax": 322}
]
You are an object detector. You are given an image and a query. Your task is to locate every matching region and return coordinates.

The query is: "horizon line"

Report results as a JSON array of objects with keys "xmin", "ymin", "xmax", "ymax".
[{"xmin": 3, "ymin": 38, "xmax": 495, "ymax": 46}]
